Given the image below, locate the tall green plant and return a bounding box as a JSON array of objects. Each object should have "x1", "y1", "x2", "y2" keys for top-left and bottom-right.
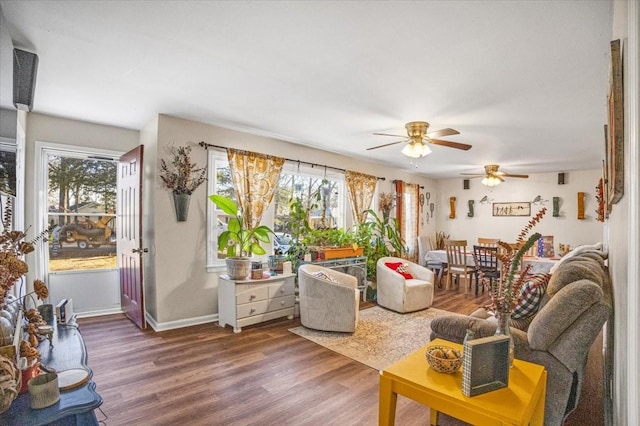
[
  {"x1": 209, "y1": 194, "x2": 274, "y2": 257},
  {"x1": 355, "y1": 209, "x2": 406, "y2": 281}
]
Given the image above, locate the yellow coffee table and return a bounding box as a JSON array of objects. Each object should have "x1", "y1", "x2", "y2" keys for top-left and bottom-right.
[{"x1": 379, "y1": 338, "x2": 546, "y2": 425}]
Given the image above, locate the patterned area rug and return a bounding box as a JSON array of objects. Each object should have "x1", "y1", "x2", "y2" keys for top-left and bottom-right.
[{"x1": 289, "y1": 306, "x2": 451, "y2": 371}]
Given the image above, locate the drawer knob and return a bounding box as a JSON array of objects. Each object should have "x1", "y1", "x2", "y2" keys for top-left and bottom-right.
[
  {"x1": 250, "y1": 294, "x2": 256, "y2": 299},
  {"x1": 250, "y1": 308, "x2": 256, "y2": 314},
  {"x1": 280, "y1": 289, "x2": 284, "y2": 293},
  {"x1": 281, "y1": 300, "x2": 285, "y2": 305}
]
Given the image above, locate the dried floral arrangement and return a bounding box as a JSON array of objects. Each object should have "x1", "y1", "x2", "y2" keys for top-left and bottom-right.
[
  {"x1": 378, "y1": 192, "x2": 395, "y2": 213},
  {"x1": 430, "y1": 231, "x2": 450, "y2": 250},
  {"x1": 478, "y1": 207, "x2": 551, "y2": 313},
  {"x1": 0, "y1": 199, "x2": 50, "y2": 413},
  {"x1": 159, "y1": 145, "x2": 207, "y2": 195},
  {"x1": 596, "y1": 178, "x2": 605, "y2": 222}
]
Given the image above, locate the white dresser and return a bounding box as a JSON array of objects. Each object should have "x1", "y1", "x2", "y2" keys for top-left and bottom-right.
[{"x1": 218, "y1": 273, "x2": 295, "y2": 333}]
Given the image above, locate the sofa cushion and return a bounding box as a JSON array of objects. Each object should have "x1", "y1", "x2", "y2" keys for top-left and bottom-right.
[
  {"x1": 547, "y1": 258, "x2": 605, "y2": 296},
  {"x1": 385, "y1": 261, "x2": 413, "y2": 279}
]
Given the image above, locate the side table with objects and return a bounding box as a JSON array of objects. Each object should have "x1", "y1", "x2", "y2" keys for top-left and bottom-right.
[
  {"x1": 379, "y1": 338, "x2": 546, "y2": 426},
  {"x1": 0, "y1": 316, "x2": 103, "y2": 425}
]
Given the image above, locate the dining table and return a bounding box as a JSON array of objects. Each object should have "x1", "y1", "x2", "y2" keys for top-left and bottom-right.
[{"x1": 426, "y1": 250, "x2": 560, "y2": 276}]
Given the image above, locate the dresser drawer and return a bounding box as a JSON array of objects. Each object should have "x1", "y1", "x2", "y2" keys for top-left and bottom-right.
[
  {"x1": 236, "y1": 285, "x2": 269, "y2": 304},
  {"x1": 268, "y1": 279, "x2": 295, "y2": 298},
  {"x1": 266, "y1": 295, "x2": 295, "y2": 312},
  {"x1": 237, "y1": 299, "x2": 269, "y2": 319}
]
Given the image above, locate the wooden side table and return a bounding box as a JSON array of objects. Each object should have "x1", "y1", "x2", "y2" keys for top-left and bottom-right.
[{"x1": 379, "y1": 338, "x2": 546, "y2": 426}]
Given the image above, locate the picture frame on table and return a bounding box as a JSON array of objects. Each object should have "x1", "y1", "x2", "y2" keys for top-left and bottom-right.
[
  {"x1": 606, "y1": 39, "x2": 624, "y2": 206},
  {"x1": 492, "y1": 202, "x2": 531, "y2": 217}
]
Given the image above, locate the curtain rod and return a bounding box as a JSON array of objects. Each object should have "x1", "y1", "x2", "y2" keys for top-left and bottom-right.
[
  {"x1": 392, "y1": 179, "x2": 425, "y2": 190},
  {"x1": 198, "y1": 141, "x2": 385, "y2": 181}
]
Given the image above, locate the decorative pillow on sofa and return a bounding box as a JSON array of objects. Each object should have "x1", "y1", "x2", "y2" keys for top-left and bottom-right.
[
  {"x1": 312, "y1": 271, "x2": 338, "y2": 282},
  {"x1": 512, "y1": 276, "x2": 548, "y2": 320},
  {"x1": 384, "y1": 262, "x2": 414, "y2": 279}
]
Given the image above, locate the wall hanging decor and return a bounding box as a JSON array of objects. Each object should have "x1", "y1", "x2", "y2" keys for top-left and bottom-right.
[
  {"x1": 577, "y1": 192, "x2": 586, "y2": 220},
  {"x1": 159, "y1": 145, "x2": 207, "y2": 222},
  {"x1": 553, "y1": 197, "x2": 560, "y2": 217},
  {"x1": 596, "y1": 179, "x2": 605, "y2": 222},
  {"x1": 467, "y1": 200, "x2": 474, "y2": 217},
  {"x1": 449, "y1": 197, "x2": 456, "y2": 219},
  {"x1": 492, "y1": 202, "x2": 531, "y2": 217},
  {"x1": 606, "y1": 39, "x2": 624, "y2": 206}
]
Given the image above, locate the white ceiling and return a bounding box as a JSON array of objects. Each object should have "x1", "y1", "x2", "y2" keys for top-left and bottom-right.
[{"x1": 0, "y1": 1, "x2": 613, "y2": 179}]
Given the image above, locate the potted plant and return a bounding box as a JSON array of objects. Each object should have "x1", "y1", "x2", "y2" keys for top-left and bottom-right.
[
  {"x1": 159, "y1": 145, "x2": 207, "y2": 222},
  {"x1": 209, "y1": 194, "x2": 274, "y2": 279}
]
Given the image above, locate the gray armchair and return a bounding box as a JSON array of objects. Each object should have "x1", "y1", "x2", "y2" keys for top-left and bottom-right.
[
  {"x1": 430, "y1": 249, "x2": 612, "y2": 425},
  {"x1": 298, "y1": 264, "x2": 359, "y2": 332},
  {"x1": 376, "y1": 256, "x2": 435, "y2": 313}
]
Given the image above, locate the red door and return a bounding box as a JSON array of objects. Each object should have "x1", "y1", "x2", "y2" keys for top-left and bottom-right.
[{"x1": 118, "y1": 146, "x2": 146, "y2": 329}]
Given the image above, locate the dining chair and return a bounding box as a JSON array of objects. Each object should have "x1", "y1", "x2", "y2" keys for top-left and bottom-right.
[
  {"x1": 418, "y1": 236, "x2": 445, "y2": 287},
  {"x1": 444, "y1": 240, "x2": 474, "y2": 292},
  {"x1": 477, "y1": 237, "x2": 500, "y2": 247},
  {"x1": 472, "y1": 245, "x2": 500, "y2": 295}
]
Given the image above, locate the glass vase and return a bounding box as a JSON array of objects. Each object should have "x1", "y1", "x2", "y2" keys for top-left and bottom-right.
[{"x1": 494, "y1": 311, "x2": 515, "y2": 368}]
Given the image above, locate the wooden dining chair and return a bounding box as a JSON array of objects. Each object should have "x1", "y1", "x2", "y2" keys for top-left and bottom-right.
[
  {"x1": 444, "y1": 240, "x2": 474, "y2": 292},
  {"x1": 472, "y1": 245, "x2": 500, "y2": 295},
  {"x1": 477, "y1": 237, "x2": 500, "y2": 247}
]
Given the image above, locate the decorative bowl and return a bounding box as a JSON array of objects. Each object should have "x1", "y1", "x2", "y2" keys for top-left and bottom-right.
[{"x1": 425, "y1": 345, "x2": 463, "y2": 374}]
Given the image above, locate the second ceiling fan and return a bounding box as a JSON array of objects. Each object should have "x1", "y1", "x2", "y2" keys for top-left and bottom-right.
[
  {"x1": 368, "y1": 121, "x2": 472, "y2": 158},
  {"x1": 461, "y1": 164, "x2": 529, "y2": 187}
]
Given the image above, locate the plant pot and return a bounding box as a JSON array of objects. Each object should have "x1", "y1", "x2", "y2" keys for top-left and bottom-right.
[
  {"x1": 173, "y1": 193, "x2": 191, "y2": 222},
  {"x1": 225, "y1": 257, "x2": 251, "y2": 280}
]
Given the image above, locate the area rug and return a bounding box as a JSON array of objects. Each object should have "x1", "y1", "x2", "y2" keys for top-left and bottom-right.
[{"x1": 289, "y1": 306, "x2": 451, "y2": 371}]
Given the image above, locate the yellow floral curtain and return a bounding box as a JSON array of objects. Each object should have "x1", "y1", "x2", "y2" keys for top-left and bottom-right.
[
  {"x1": 227, "y1": 149, "x2": 285, "y2": 228},
  {"x1": 345, "y1": 170, "x2": 377, "y2": 224},
  {"x1": 395, "y1": 180, "x2": 420, "y2": 263}
]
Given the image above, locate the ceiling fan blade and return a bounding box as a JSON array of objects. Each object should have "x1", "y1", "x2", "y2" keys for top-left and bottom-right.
[
  {"x1": 501, "y1": 173, "x2": 529, "y2": 178},
  {"x1": 366, "y1": 140, "x2": 406, "y2": 151},
  {"x1": 426, "y1": 128, "x2": 460, "y2": 138},
  {"x1": 429, "y1": 139, "x2": 473, "y2": 151},
  {"x1": 373, "y1": 132, "x2": 406, "y2": 138},
  {"x1": 460, "y1": 173, "x2": 484, "y2": 177}
]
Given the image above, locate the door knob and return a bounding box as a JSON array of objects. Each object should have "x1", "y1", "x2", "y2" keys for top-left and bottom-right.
[{"x1": 132, "y1": 248, "x2": 149, "y2": 254}]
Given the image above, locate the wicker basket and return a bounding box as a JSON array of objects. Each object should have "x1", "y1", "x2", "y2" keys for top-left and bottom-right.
[
  {"x1": 425, "y1": 345, "x2": 462, "y2": 374},
  {"x1": 0, "y1": 354, "x2": 21, "y2": 414}
]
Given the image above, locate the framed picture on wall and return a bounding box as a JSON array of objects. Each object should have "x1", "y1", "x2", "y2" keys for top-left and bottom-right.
[
  {"x1": 607, "y1": 39, "x2": 624, "y2": 206},
  {"x1": 492, "y1": 202, "x2": 531, "y2": 217}
]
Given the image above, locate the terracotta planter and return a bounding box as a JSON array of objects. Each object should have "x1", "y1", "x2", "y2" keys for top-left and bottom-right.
[{"x1": 316, "y1": 246, "x2": 364, "y2": 261}]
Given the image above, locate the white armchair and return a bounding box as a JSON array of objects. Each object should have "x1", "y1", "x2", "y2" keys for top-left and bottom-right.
[
  {"x1": 376, "y1": 256, "x2": 435, "y2": 313},
  {"x1": 298, "y1": 264, "x2": 360, "y2": 332}
]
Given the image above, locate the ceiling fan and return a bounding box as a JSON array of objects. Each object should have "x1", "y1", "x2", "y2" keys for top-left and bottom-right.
[
  {"x1": 368, "y1": 121, "x2": 472, "y2": 158},
  {"x1": 461, "y1": 164, "x2": 529, "y2": 187}
]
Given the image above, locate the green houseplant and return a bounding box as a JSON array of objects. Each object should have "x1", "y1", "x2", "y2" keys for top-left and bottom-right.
[{"x1": 209, "y1": 194, "x2": 274, "y2": 279}]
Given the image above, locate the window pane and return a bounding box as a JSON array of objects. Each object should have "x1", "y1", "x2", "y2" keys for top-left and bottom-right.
[{"x1": 47, "y1": 155, "x2": 117, "y2": 271}]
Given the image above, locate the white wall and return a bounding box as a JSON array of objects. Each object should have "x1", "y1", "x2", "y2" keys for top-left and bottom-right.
[
  {"x1": 435, "y1": 169, "x2": 603, "y2": 252},
  {"x1": 608, "y1": 1, "x2": 639, "y2": 424}
]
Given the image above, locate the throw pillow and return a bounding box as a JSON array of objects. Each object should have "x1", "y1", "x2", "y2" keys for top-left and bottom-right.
[
  {"x1": 385, "y1": 262, "x2": 414, "y2": 279},
  {"x1": 512, "y1": 277, "x2": 548, "y2": 320},
  {"x1": 312, "y1": 271, "x2": 338, "y2": 282}
]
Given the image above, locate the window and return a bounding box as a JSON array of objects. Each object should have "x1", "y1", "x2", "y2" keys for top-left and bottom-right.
[
  {"x1": 45, "y1": 151, "x2": 118, "y2": 272},
  {"x1": 206, "y1": 151, "x2": 233, "y2": 269},
  {"x1": 207, "y1": 152, "x2": 347, "y2": 269},
  {"x1": 273, "y1": 164, "x2": 345, "y2": 234}
]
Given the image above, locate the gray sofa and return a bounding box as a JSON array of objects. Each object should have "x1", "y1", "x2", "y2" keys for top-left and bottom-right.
[{"x1": 430, "y1": 247, "x2": 612, "y2": 426}]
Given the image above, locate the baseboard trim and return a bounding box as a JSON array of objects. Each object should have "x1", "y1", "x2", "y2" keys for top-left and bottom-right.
[{"x1": 145, "y1": 312, "x2": 219, "y2": 332}]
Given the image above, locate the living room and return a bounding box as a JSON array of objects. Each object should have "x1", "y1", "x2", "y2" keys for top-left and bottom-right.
[{"x1": 0, "y1": 1, "x2": 638, "y2": 425}]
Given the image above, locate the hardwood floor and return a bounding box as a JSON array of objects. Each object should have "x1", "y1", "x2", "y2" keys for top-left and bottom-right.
[{"x1": 78, "y1": 284, "x2": 603, "y2": 425}]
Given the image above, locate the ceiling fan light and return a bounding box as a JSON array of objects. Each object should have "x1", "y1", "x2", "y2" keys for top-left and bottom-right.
[
  {"x1": 481, "y1": 175, "x2": 502, "y2": 187},
  {"x1": 401, "y1": 142, "x2": 432, "y2": 158}
]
